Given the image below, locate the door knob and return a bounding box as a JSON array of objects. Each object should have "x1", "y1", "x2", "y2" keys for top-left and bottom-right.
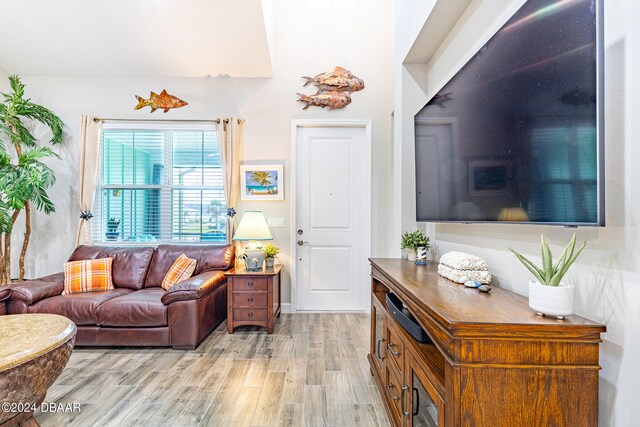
[{"x1": 297, "y1": 240, "x2": 309, "y2": 246}]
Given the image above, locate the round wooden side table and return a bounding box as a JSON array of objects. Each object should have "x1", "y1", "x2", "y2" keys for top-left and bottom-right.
[{"x1": 0, "y1": 314, "x2": 76, "y2": 427}]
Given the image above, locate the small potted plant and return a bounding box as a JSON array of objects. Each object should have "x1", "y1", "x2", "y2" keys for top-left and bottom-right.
[
  {"x1": 401, "y1": 230, "x2": 430, "y2": 262},
  {"x1": 264, "y1": 243, "x2": 280, "y2": 269},
  {"x1": 509, "y1": 234, "x2": 586, "y2": 319},
  {"x1": 105, "y1": 218, "x2": 120, "y2": 241}
]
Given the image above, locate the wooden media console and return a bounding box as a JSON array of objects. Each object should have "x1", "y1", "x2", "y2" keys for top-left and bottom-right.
[{"x1": 368, "y1": 258, "x2": 605, "y2": 427}]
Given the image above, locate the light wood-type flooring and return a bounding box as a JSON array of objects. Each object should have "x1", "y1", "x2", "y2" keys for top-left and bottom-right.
[{"x1": 36, "y1": 313, "x2": 390, "y2": 427}]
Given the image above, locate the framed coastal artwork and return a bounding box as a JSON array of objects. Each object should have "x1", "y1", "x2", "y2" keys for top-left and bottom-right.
[{"x1": 240, "y1": 164, "x2": 284, "y2": 201}]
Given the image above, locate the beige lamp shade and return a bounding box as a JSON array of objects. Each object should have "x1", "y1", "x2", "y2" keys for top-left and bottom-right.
[{"x1": 233, "y1": 211, "x2": 273, "y2": 241}]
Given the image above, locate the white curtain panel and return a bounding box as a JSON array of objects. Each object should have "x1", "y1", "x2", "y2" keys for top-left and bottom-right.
[
  {"x1": 216, "y1": 118, "x2": 243, "y2": 244},
  {"x1": 75, "y1": 115, "x2": 102, "y2": 246}
]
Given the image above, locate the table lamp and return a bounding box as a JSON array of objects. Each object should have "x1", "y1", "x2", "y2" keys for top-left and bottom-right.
[{"x1": 233, "y1": 211, "x2": 273, "y2": 271}]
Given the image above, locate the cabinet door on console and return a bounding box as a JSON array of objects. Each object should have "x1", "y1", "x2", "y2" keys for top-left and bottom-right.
[
  {"x1": 405, "y1": 354, "x2": 444, "y2": 427},
  {"x1": 386, "y1": 324, "x2": 405, "y2": 374},
  {"x1": 385, "y1": 363, "x2": 404, "y2": 424},
  {"x1": 371, "y1": 298, "x2": 386, "y2": 377}
]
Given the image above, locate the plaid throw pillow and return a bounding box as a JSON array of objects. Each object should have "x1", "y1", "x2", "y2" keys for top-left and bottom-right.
[
  {"x1": 63, "y1": 258, "x2": 114, "y2": 295},
  {"x1": 161, "y1": 254, "x2": 197, "y2": 290}
]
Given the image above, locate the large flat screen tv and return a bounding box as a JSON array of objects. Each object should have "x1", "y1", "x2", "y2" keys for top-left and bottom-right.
[{"x1": 414, "y1": 0, "x2": 604, "y2": 226}]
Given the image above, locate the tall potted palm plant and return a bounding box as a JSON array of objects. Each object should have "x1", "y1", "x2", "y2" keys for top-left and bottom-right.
[{"x1": 0, "y1": 75, "x2": 64, "y2": 284}]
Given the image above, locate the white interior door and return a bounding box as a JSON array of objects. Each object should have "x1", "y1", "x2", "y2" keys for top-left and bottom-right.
[
  {"x1": 415, "y1": 120, "x2": 454, "y2": 218},
  {"x1": 295, "y1": 125, "x2": 368, "y2": 311}
]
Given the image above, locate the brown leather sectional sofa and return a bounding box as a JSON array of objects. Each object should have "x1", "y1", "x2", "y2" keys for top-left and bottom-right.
[
  {"x1": 6, "y1": 244, "x2": 235, "y2": 349},
  {"x1": 0, "y1": 286, "x2": 9, "y2": 315}
]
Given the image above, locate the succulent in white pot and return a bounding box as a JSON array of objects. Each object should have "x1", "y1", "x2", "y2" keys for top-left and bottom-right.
[{"x1": 508, "y1": 234, "x2": 586, "y2": 319}]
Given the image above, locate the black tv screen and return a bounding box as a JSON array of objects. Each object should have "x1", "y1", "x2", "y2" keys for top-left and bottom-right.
[{"x1": 414, "y1": 0, "x2": 604, "y2": 226}]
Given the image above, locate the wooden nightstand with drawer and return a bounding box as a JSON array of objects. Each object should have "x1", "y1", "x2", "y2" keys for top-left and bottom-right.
[{"x1": 226, "y1": 265, "x2": 282, "y2": 334}]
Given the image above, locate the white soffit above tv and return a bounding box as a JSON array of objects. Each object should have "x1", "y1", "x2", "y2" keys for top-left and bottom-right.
[
  {"x1": 404, "y1": 0, "x2": 473, "y2": 64},
  {"x1": 0, "y1": 0, "x2": 274, "y2": 78}
]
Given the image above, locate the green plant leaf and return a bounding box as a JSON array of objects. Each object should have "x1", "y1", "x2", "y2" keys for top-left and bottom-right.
[
  {"x1": 516, "y1": 252, "x2": 545, "y2": 277},
  {"x1": 8, "y1": 75, "x2": 25, "y2": 100},
  {"x1": 19, "y1": 146, "x2": 58, "y2": 164},
  {"x1": 30, "y1": 187, "x2": 55, "y2": 214},
  {"x1": 553, "y1": 239, "x2": 571, "y2": 272},
  {"x1": 559, "y1": 240, "x2": 586, "y2": 279},
  {"x1": 548, "y1": 235, "x2": 586, "y2": 285},
  {"x1": 508, "y1": 247, "x2": 545, "y2": 284},
  {"x1": 567, "y1": 240, "x2": 587, "y2": 264},
  {"x1": 0, "y1": 199, "x2": 13, "y2": 233},
  {"x1": 0, "y1": 75, "x2": 64, "y2": 226},
  {"x1": 17, "y1": 103, "x2": 64, "y2": 144},
  {"x1": 264, "y1": 243, "x2": 280, "y2": 258},
  {"x1": 541, "y1": 235, "x2": 553, "y2": 283},
  {"x1": 549, "y1": 259, "x2": 565, "y2": 286},
  {"x1": 565, "y1": 234, "x2": 576, "y2": 261},
  {"x1": 401, "y1": 230, "x2": 429, "y2": 250}
]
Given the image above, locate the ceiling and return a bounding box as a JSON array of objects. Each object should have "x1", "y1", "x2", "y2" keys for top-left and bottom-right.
[{"x1": 0, "y1": 0, "x2": 274, "y2": 78}]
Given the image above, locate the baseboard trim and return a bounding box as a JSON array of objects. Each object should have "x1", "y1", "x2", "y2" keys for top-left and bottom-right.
[
  {"x1": 280, "y1": 303, "x2": 370, "y2": 314},
  {"x1": 292, "y1": 310, "x2": 368, "y2": 314}
]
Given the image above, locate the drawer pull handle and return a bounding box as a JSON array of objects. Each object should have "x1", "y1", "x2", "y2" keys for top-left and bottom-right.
[
  {"x1": 387, "y1": 342, "x2": 400, "y2": 356},
  {"x1": 248, "y1": 282, "x2": 254, "y2": 287},
  {"x1": 248, "y1": 296, "x2": 254, "y2": 302},
  {"x1": 387, "y1": 384, "x2": 399, "y2": 401},
  {"x1": 376, "y1": 339, "x2": 384, "y2": 360},
  {"x1": 248, "y1": 312, "x2": 254, "y2": 318},
  {"x1": 401, "y1": 385, "x2": 409, "y2": 417}
]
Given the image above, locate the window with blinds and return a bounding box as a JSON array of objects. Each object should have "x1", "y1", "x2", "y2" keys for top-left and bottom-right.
[
  {"x1": 92, "y1": 125, "x2": 227, "y2": 245},
  {"x1": 528, "y1": 125, "x2": 598, "y2": 223}
]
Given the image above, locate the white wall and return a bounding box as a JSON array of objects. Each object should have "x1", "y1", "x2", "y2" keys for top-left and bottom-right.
[
  {"x1": 394, "y1": 0, "x2": 640, "y2": 425},
  {"x1": 394, "y1": 0, "x2": 436, "y2": 61},
  {"x1": 391, "y1": 1, "x2": 435, "y2": 251},
  {"x1": 3, "y1": 0, "x2": 394, "y2": 306},
  {"x1": 0, "y1": 67, "x2": 8, "y2": 92}
]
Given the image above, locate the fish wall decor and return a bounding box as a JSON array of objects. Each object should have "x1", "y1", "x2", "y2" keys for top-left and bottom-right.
[
  {"x1": 297, "y1": 66, "x2": 364, "y2": 110},
  {"x1": 297, "y1": 91, "x2": 352, "y2": 110},
  {"x1": 134, "y1": 89, "x2": 188, "y2": 113}
]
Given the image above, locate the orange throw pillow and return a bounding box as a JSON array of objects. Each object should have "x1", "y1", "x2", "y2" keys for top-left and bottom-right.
[
  {"x1": 161, "y1": 254, "x2": 197, "y2": 290},
  {"x1": 63, "y1": 258, "x2": 114, "y2": 295}
]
